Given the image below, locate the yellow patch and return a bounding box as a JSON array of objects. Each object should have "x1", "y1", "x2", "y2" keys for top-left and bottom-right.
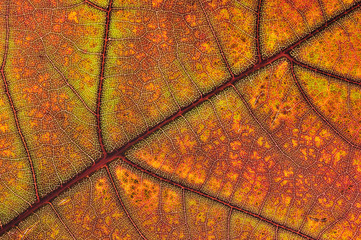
[{"x1": 68, "y1": 11, "x2": 79, "y2": 23}]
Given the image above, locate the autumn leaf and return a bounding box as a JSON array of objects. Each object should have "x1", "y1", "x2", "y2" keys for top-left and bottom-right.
[{"x1": 0, "y1": 0, "x2": 361, "y2": 239}]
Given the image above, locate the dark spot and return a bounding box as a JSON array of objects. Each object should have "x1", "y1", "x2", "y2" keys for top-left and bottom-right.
[{"x1": 122, "y1": 177, "x2": 128, "y2": 183}]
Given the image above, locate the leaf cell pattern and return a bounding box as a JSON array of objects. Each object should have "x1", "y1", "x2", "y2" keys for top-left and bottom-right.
[{"x1": 0, "y1": 0, "x2": 361, "y2": 239}]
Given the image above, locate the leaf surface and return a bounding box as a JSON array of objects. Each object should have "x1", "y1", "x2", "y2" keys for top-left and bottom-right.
[{"x1": 1, "y1": 0, "x2": 361, "y2": 239}]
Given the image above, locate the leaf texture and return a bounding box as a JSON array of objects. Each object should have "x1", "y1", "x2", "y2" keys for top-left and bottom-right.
[{"x1": 1, "y1": 0, "x2": 361, "y2": 239}]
